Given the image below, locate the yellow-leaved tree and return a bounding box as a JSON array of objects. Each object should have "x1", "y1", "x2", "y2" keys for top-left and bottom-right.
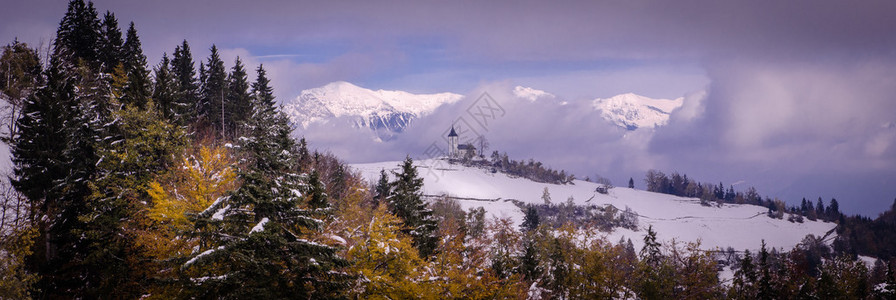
[
  {"x1": 140, "y1": 143, "x2": 238, "y2": 298},
  {"x1": 147, "y1": 144, "x2": 237, "y2": 231}
]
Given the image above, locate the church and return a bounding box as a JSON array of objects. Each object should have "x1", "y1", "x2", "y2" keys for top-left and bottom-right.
[{"x1": 447, "y1": 126, "x2": 476, "y2": 158}]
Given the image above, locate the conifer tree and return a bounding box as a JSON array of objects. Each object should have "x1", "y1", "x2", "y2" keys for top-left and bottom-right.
[
  {"x1": 224, "y1": 57, "x2": 250, "y2": 138},
  {"x1": 757, "y1": 240, "x2": 773, "y2": 300},
  {"x1": 628, "y1": 177, "x2": 635, "y2": 189},
  {"x1": 171, "y1": 40, "x2": 199, "y2": 126},
  {"x1": 389, "y1": 156, "x2": 439, "y2": 257},
  {"x1": 732, "y1": 249, "x2": 758, "y2": 299},
  {"x1": 54, "y1": 0, "x2": 101, "y2": 67},
  {"x1": 120, "y1": 22, "x2": 150, "y2": 108},
  {"x1": 200, "y1": 45, "x2": 226, "y2": 135},
  {"x1": 181, "y1": 64, "x2": 349, "y2": 298},
  {"x1": 10, "y1": 56, "x2": 76, "y2": 296},
  {"x1": 374, "y1": 169, "x2": 390, "y2": 207},
  {"x1": 153, "y1": 53, "x2": 176, "y2": 120},
  {"x1": 521, "y1": 205, "x2": 539, "y2": 232},
  {"x1": 97, "y1": 11, "x2": 123, "y2": 74}
]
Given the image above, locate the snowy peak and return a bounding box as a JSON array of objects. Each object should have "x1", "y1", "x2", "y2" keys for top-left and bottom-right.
[
  {"x1": 281, "y1": 82, "x2": 463, "y2": 136},
  {"x1": 513, "y1": 86, "x2": 555, "y2": 102},
  {"x1": 592, "y1": 93, "x2": 684, "y2": 130}
]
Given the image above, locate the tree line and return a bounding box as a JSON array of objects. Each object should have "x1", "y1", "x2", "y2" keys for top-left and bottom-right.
[
  {"x1": 644, "y1": 169, "x2": 843, "y2": 222},
  {"x1": 644, "y1": 169, "x2": 896, "y2": 265}
]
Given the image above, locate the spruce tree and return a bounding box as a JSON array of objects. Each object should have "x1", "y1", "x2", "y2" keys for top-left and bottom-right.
[
  {"x1": 171, "y1": 40, "x2": 199, "y2": 126},
  {"x1": 11, "y1": 56, "x2": 75, "y2": 295},
  {"x1": 224, "y1": 57, "x2": 250, "y2": 138},
  {"x1": 389, "y1": 156, "x2": 439, "y2": 257},
  {"x1": 374, "y1": 169, "x2": 390, "y2": 207},
  {"x1": 521, "y1": 205, "x2": 539, "y2": 232},
  {"x1": 120, "y1": 22, "x2": 150, "y2": 108},
  {"x1": 97, "y1": 11, "x2": 123, "y2": 74},
  {"x1": 181, "y1": 64, "x2": 349, "y2": 298},
  {"x1": 628, "y1": 177, "x2": 635, "y2": 189},
  {"x1": 757, "y1": 240, "x2": 773, "y2": 300},
  {"x1": 200, "y1": 45, "x2": 226, "y2": 135},
  {"x1": 54, "y1": 0, "x2": 101, "y2": 67},
  {"x1": 153, "y1": 53, "x2": 176, "y2": 120}
]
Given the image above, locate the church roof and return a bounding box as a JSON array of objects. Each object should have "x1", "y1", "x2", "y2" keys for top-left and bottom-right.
[{"x1": 448, "y1": 126, "x2": 458, "y2": 137}]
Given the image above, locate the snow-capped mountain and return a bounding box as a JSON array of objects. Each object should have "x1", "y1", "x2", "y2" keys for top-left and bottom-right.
[
  {"x1": 352, "y1": 159, "x2": 836, "y2": 252},
  {"x1": 281, "y1": 81, "x2": 463, "y2": 137},
  {"x1": 513, "y1": 85, "x2": 555, "y2": 102},
  {"x1": 592, "y1": 93, "x2": 684, "y2": 130}
]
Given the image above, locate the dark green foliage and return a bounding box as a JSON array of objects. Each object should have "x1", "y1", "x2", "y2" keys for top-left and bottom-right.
[
  {"x1": 374, "y1": 169, "x2": 390, "y2": 207},
  {"x1": 484, "y1": 152, "x2": 574, "y2": 184},
  {"x1": 634, "y1": 225, "x2": 675, "y2": 299},
  {"x1": 251, "y1": 64, "x2": 275, "y2": 108},
  {"x1": 628, "y1": 177, "x2": 634, "y2": 189},
  {"x1": 521, "y1": 205, "x2": 539, "y2": 232},
  {"x1": 97, "y1": 11, "x2": 123, "y2": 74},
  {"x1": 153, "y1": 53, "x2": 177, "y2": 120},
  {"x1": 10, "y1": 56, "x2": 80, "y2": 297},
  {"x1": 181, "y1": 62, "x2": 350, "y2": 298},
  {"x1": 389, "y1": 156, "x2": 439, "y2": 257},
  {"x1": 120, "y1": 22, "x2": 150, "y2": 108},
  {"x1": 306, "y1": 170, "x2": 328, "y2": 209},
  {"x1": 55, "y1": 0, "x2": 101, "y2": 66},
  {"x1": 224, "y1": 57, "x2": 251, "y2": 138},
  {"x1": 200, "y1": 45, "x2": 226, "y2": 135},
  {"x1": 833, "y1": 200, "x2": 896, "y2": 260},
  {"x1": 757, "y1": 241, "x2": 773, "y2": 300},
  {"x1": 171, "y1": 40, "x2": 199, "y2": 126}
]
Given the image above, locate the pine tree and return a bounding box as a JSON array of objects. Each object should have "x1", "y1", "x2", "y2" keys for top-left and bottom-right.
[
  {"x1": 10, "y1": 56, "x2": 76, "y2": 297},
  {"x1": 171, "y1": 40, "x2": 199, "y2": 126},
  {"x1": 732, "y1": 249, "x2": 758, "y2": 299},
  {"x1": 521, "y1": 205, "x2": 539, "y2": 232},
  {"x1": 181, "y1": 63, "x2": 350, "y2": 298},
  {"x1": 224, "y1": 57, "x2": 250, "y2": 138},
  {"x1": 827, "y1": 198, "x2": 840, "y2": 222},
  {"x1": 153, "y1": 53, "x2": 177, "y2": 120},
  {"x1": 200, "y1": 45, "x2": 226, "y2": 136},
  {"x1": 97, "y1": 11, "x2": 123, "y2": 74},
  {"x1": 306, "y1": 170, "x2": 328, "y2": 209},
  {"x1": 628, "y1": 177, "x2": 634, "y2": 189},
  {"x1": 389, "y1": 156, "x2": 439, "y2": 257},
  {"x1": 374, "y1": 169, "x2": 390, "y2": 207},
  {"x1": 757, "y1": 240, "x2": 773, "y2": 300},
  {"x1": 251, "y1": 64, "x2": 274, "y2": 109},
  {"x1": 120, "y1": 22, "x2": 150, "y2": 108},
  {"x1": 54, "y1": 0, "x2": 101, "y2": 67}
]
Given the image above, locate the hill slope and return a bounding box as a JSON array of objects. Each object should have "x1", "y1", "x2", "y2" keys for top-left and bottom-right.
[{"x1": 352, "y1": 159, "x2": 836, "y2": 252}]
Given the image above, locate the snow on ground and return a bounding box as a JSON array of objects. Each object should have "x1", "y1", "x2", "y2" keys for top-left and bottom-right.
[{"x1": 352, "y1": 159, "x2": 836, "y2": 252}]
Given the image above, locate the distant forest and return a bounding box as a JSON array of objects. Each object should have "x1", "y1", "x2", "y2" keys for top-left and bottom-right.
[{"x1": 643, "y1": 169, "x2": 896, "y2": 260}]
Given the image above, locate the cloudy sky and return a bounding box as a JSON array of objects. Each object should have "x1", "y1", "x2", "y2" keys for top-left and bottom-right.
[{"x1": 2, "y1": 0, "x2": 895, "y2": 215}]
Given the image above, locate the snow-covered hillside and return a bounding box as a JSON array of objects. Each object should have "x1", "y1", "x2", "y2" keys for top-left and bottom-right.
[
  {"x1": 352, "y1": 159, "x2": 836, "y2": 252},
  {"x1": 281, "y1": 81, "x2": 463, "y2": 136},
  {"x1": 592, "y1": 93, "x2": 684, "y2": 130}
]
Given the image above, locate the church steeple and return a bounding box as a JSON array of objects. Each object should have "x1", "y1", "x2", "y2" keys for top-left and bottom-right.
[{"x1": 447, "y1": 126, "x2": 459, "y2": 157}]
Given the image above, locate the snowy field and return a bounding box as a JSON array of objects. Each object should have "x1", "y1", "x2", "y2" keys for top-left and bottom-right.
[{"x1": 352, "y1": 159, "x2": 837, "y2": 252}]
